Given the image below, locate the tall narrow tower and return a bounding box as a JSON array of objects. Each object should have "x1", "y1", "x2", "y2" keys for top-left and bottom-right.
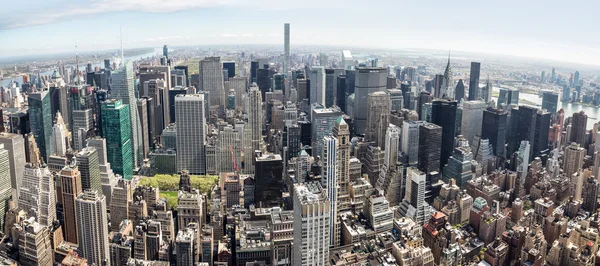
[
  {"x1": 76, "y1": 190, "x2": 110, "y2": 266},
  {"x1": 284, "y1": 23, "x2": 290, "y2": 74}
]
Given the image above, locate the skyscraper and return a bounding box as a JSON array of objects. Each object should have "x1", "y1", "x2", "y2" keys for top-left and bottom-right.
[
  {"x1": 284, "y1": 23, "x2": 290, "y2": 74},
  {"x1": 322, "y1": 136, "x2": 338, "y2": 246},
  {"x1": 311, "y1": 106, "x2": 342, "y2": 156},
  {"x1": 366, "y1": 91, "x2": 391, "y2": 148},
  {"x1": 461, "y1": 100, "x2": 486, "y2": 145},
  {"x1": 293, "y1": 182, "x2": 330, "y2": 265},
  {"x1": 52, "y1": 112, "x2": 68, "y2": 156},
  {"x1": 246, "y1": 84, "x2": 263, "y2": 171},
  {"x1": 570, "y1": 111, "x2": 588, "y2": 147},
  {"x1": 468, "y1": 62, "x2": 481, "y2": 101},
  {"x1": 443, "y1": 54, "x2": 453, "y2": 99},
  {"x1": 254, "y1": 152, "x2": 283, "y2": 207},
  {"x1": 309, "y1": 66, "x2": 326, "y2": 106},
  {"x1": 333, "y1": 117, "x2": 351, "y2": 212},
  {"x1": 76, "y1": 190, "x2": 110, "y2": 266},
  {"x1": 563, "y1": 143, "x2": 585, "y2": 179},
  {"x1": 481, "y1": 108, "x2": 507, "y2": 158},
  {"x1": 175, "y1": 94, "x2": 207, "y2": 175},
  {"x1": 76, "y1": 147, "x2": 102, "y2": 195},
  {"x1": 418, "y1": 123, "x2": 442, "y2": 174},
  {"x1": 402, "y1": 120, "x2": 424, "y2": 166},
  {"x1": 0, "y1": 132, "x2": 25, "y2": 203},
  {"x1": 101, "y1": 100, "x2": 133, "y2": 180},
  {"x1": 29, "y1": 90, "x2": 53, "y2": 161},
  {"x1": 137, "y1": 99, "x2": 150, "y2": 158},
  {"x1": 353, "y1": 67, "x2": 387, "y2": 135},
  {"x1": 507, "y1": 106, "x2": 549, "y2": 161},
  {"x1": 443, "y1": 146, "x2": 473, "y2": 189},
  {"x1": 455, "y1": 79, "x2": 465, "y2": 102},
  {"x1": 199, "y1": 57, "x2": 225, "y2": 107},
  {"x1": 397, "y1": 167, "x2": 432, "y2": 225},
  {"x1": 60, "y1": 166, "x2": 82, "y2": 244},
  {"x1": 431, "y1": 100, "x2": 458, "y2": 169},
  {"x1": 541, "y1": 91, "x2": 559, "y2": 114},
  {"x1": 0, "y1": 144, "x2": 11, "y2": 229}
]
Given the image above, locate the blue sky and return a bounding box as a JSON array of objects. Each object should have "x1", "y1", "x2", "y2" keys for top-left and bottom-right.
[{"x1": 1, "y1": 0, "x2": 599, "y2": 65}]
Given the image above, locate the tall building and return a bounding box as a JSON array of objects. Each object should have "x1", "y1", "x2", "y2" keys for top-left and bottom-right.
[
  {"x1": 28, "y1": 90, "x2": 53, "y2": 160},
  {"x1": 247, "y1": 84, "x2": 263, "y2": 159},
  {"x1": 397, "y1": 167, "x2": 432, "y2": 225},
  {"x1": 366, "y1": 91, "x2": 391, "y2": 148},
  {"x1": 431, "y1": 100, "x2": 458, "y2": 169},
  {"x1": 353, "y1": 67, "x2": 387, "y2": 135},
  {"x1": 199, "y1": 57, "x2": 225, "y2": 107},
  {"x1": 461, "y1": 100, "x2": 486, "y2": 145},
  {"x1": 309, "y1": 66, "x2": 326, "y2": 106},
  {"x1": 402, "y1": 120, "x2": 424, "y2": 166},
  {"x1": 52, "y1": 112, "x2": 68, "y2": 156},
  {"x1": 570, "y1": 111, "x2": 588, "y2": 147},
  {"x1": 582, "y1": 177, "x2": 599, "y2": 212},
  {"x1": 111, "y1": 61, "x2": 143, "y2": 169},
  {"x1": 0, "y1": 144, "x2": 11, "y2": 229},
  {"x1": 0, "y1": 133, "x2": 25, "y2": 203},
  {"x1": 293, "y1": 182, "x2": 330, "y2": 265},
  {"x1": 284, "y1": 23, "x2": 290, "y2": 74},
  {"x1": 254, "y1": 152, "x2": 283, "y2": 207},
  {"x1": 15, "y1": 218, "x2": 54, "y2": 266},
  {"x1": 564, "y1": 143, "x2": 585, "y2": 179},
  {"x1": 322, "y1": 136, "x2": 338, "y2": 247},
  {"x1": 175, "y1": 228, "x2": 196, "y2": 266},
  {"x1": 101, "y1": 100, "x2": 133, "y2": 179},
  {"x1": 333, "y1": 117, "x2": 351, "y2": 212},
  {"x1": 455, "y1": 79, "x2": 465, "y2": 102},
  {"x1": 418, "y1": 123, "x2": 442, "y2": 174},
  {"x1": 137, "y1": 99, "x2": 150, "y2": 158},
  {"x1": 443, "y1": 146, "x2": 473, "y2": 189},
  {"x1": 443, "y1": 55, "x2": 453, "y2": 99},
  {"x1": 76, "y1": 147, "x2": 101, "y2": 195},
  {"x1": 311, "y1": 106, "x2": 342, "y2": 156},
  {"x1": 542, "y1": 91, "x2": 559, "y2": 114},
  {"x1": 60, "y1": 166, "x2": 82, "y2": 244},
  {"x1": 20, "y1": 163, "x2": 56, "y2": 227},
  {"x1": 177, "y1": 191, "x2": 204, "y2": 230},
  {"x1": 76, "y1": 190, "x2": 110, "y2": 266},
  {"x1": 481, "y1": 108, "x2": 507, "y2": 158},
  {"x1": 175, "y1": 94, "x2": 207, "y2": 175},
  {"x1": 87, "y1": 138, "x2": 117, "y2": 206},
  {"x1": 508, "y1": 106, "x2": 550, "y2": 161},
  {"x1": 468, "y1": 62, "x2": 481, "y2": 101}
]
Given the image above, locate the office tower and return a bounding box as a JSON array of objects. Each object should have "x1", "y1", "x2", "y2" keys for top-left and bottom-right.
[
  {"x1": 256, "y1": 68, "x2": 273, "y2": 99},
  {"x1": 397, "y1": 167, "x2": 432, "y2": 225},
  {"x1": 468, "y1": 62, "x2": 481, "y2": 100},
  {"x1": 20, "y1": 164, "x2": 56, "y2": 226},
  {"x1": 333, "y1": 117, "x2": 351, "y2": 211},
  {"x1": 322, "y1": 136, "x2": 338, "y2": 246},
  {"x1": 515, "y1": 141, "x2": 531, "y2": 179},
  {"x1": 293, "y1": 182, "x2": 330, "y2": 265},
  {"x1": 542, "y1": 91, "x2": 559, "y2": 114},
  {"x1": 101, "y1": 100, "x2": 133, "y2": 179},
  {"x1": 229, "y1": 77, "x2": 247, "y2": 110},
  {"x1": 418, "y1": 122, "x2": 442, "y2": 173},
  {"x1": 481, "y1": 108, "x2": 507, "y2": 158},
  {"x1": 87, "y1": 138, "x2": 117, "y2": 206},
  {"x1": 341, "y1": 50, "x2": 353, "y2": 70},
  {"x1": 199, "y1": 57, "x2": 225, "y2": 107},
  {"x1": 481, "y1": 77, "x2": 492, "y2": 103},
  {"x1": 309, "y1": 66, "x2": 326, "y2": 106},
  {"x1": 60, "y1": 166, "x2": 82, "y2": 244},
  {"x1": 245, "y1": 84, "x2": 263, "y2": 170},
  {"x1": 564, "y1": 143, "x2": 585, "y2": 179},
  {"x1": 72, "y1": 109, "x2": 94, "y2": 150},
  {"x1": 402, "y1": 120, "x2": 424, "y2": 165},
  {"x1": 254, "y1": 152, "x2": 283, "y2": 207},
  {"x1": 455, "y1": 79, "x2": 465, "y2": 102},
  {"x1": 175, "y1": 228, "x2": 196, "y2": 266},
  {"x1": 15, "y1": 219, "x2": 53, "y2": 266},
  {"x1": 433, "y1": 74, "x2": 444, "y2": 98},
  {"x1": 0, "y1": 133, "x2": 25, "y2": 202},
  {"x1": 443, "y1": 55, "x2": 453, "y2": 98},
  {"x1": 582, "y1": 177, "x2": 599, "y2": 212},
  {"x1": 136, "y1": 99, "x2": 150, "y2": 158},
  {"x1": 177, "y1": 191, "x2": 204, "y2": 230},
  {"x1": 110, "y1": 179, "x2": 131, "y2": 232},
  {"x1": 29, "y1": 90, "x2": 53, "y2": 160},
  {"x1": 574, "y1": 70, "x2": 580, "y2": 86},
  {"x1": 507, "y1": 89, "x2": 520, "y2": 106},
  {"x1": 324, "y1": 69, "x2": 336, "y2": 107},
  {"x1": 111, "y1": 61, "x2": 143, "y2": 169},
  {"x1": 284, "y1": 23, "x2": 290, "y2": 74},
  {"x1": 76, "y1": 147, "x2": 101, "y2": 195},
  {"x1": 168, "y1": 86, "x2": 190, "y2": 123},
  {"x1": 461, "y1": 100, "x2": 486, "y2": 144},
  {"x1": 52, "y1": 112, "x2": 67, "y2": 156},
  {"x1": 507, "y1": 106, "x2": 549, "y2": 161},
  {"x1": 221, "y1": 61, "x2": 235, "y2": 79},
  {"x1": 311, "y1": 107, "x2": 342, "y2": 156},
  {"x1": 417, "y1": 91, "x2": 433, "y2": 120},
  {"x1": 383, "y1": 124, "x2": 400, "y2": 169},
  {"x1": 443, "y1": 146, "x2": 473, "y2": 189},
  {"x1": 571, "y1": 111, "x2": 588, "y2": 146},
  {"x1": 366, "y1": 91, "x2": 391, "y2": 148},
  {"x1": 49, "y1": 85, "x2": 70, "y2": 130},
  {"x1": 162, "y1": 44, "x2": 168, "y2": 58},
  {"x1": 216, "y1": 126, "x2": 241, "y2": 173},
  {"x1": 354, "y1": 67, "x2": 387, "y2": 135},
  {"x1": 76, "y1": 190, "x2": 110, "y2": 266},
  {"x1": 0, "y1": 144, "x2": 10, "y2": 229},
  {"x1": 431, "y1": 100, "x2": 458, "y2": 169},
  {"x1": 175, "y1": 94, "x2": 207, "y2": 174},
  {"x1": 563, "y1": 85, "x2": 571, "y2": 101}
]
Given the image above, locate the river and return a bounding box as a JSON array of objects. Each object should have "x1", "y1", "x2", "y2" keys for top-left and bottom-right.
[{"x1": 1, "y1": 47, "x2": 161, "y2": 87}]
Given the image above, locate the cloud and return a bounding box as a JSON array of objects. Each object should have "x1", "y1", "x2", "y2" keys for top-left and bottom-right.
[{"x1": 221, "y1": 33, "x2": 237, "y2": 38}]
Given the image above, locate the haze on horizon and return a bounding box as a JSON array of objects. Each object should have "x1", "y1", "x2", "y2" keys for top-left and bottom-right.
[{"x1": 1, "y1": 0, "x2": 599, "y2": 66}]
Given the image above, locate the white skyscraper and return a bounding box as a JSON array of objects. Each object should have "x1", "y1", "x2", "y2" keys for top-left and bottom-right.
[
  {"x1": 76, "y1": 190, "x2": 110, "y2": 266},
  {"x1": 322, "y1": 136, "x2": 338, "y2": 246},
  {"x1": 401, "y1": 120, "x2": 423, "y2": 166},
  {"x1": 52, "y1": 112, "x2": 67, "y2": 156},
  {"x1": 199, "y1": 57, "x2": 225, "y2": 107},
  {"x1": 19, "y1": 164, "x2": 56, "y2": 227},
  {"x1": 245, "y1": 84, "x2": 263, "y2": 172},
  {"x1": 0, "y1": 144, "x2": 11, "y2": 229},
  {"x1": 176, "y1": 94, "x2": 207, "y2": 175},
  {"x1": 111, "y1": 61, "x2": 143, "y2": 168},
  {"x1": 309, "y1": 66, "x2": 325, "y2": 106},
  {"x1": 384, "y1": 124, "x2": 400, "y2": 169},
  {"x1": 397, "y1": 167, "x2": 431, "y2": 225},
  {"x1": 516, "y1": 141, "x2": 531, "y2": 178},
  {"x1": 284, "y1": 23, "x2": 290, "y2": 74},
  {"x1": 0, "y1": 133, "x2": 25, "y2": 203},
  {"x1": 461, "y1": 100, "x2": 486, "y2": 144},
  {"x1": 293, "y1": 182, "x2": 330, "y2": 266}
]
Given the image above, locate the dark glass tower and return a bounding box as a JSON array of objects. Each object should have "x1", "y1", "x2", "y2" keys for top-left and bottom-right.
[
  {"x1": 254, "y1": 152, "x2": 283, "y2": 207},
  {"x1": 28, "y1": 91, "x2": 53, "y2": 161},
  {"x1": 468, "y1": 62, "x2": 481, "y2": 100},
  {"x1": 336, "y1": 75, "x2": 347, "y2": 112},
  {"x1": 455, "y1": 79, "x2": 465, "y2": 101},
  {"x1": 481, "y1": 108, "x2": 508, "y2": 158},
  {"x1": 418, "y1": 122, "x2": 442, "y2": 173},
  {"x1": 571, "y1": 111, "x2": 587, "y2": 146},
  {"x1": 222, "y1": 61, "x2": 236, "y2": 78},
  {"x1": 507, "y1": 106, "x2": 550, "y2": 161},
  {"x1": 541, "y1": 91, "x2": 558, "y2": 114},
  {"x1": 101, "y1": 100, "x2": 133, "y2": 180},
  {"x1": 431, "y1": 100, "x2": 458, "y2": 170}
]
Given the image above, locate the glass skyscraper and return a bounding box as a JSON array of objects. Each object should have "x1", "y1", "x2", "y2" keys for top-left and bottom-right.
[
  {"x1": 29, "y1": 91, "x2": 53, "y2": 161},
  {"x1": 101, "y1": 100, "x2": 133, "y2": 180}
]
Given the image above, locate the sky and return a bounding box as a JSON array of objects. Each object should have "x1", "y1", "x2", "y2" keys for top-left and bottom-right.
[{"x1": 1, "y1": 0, "x2": 600, "y2": 66}]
